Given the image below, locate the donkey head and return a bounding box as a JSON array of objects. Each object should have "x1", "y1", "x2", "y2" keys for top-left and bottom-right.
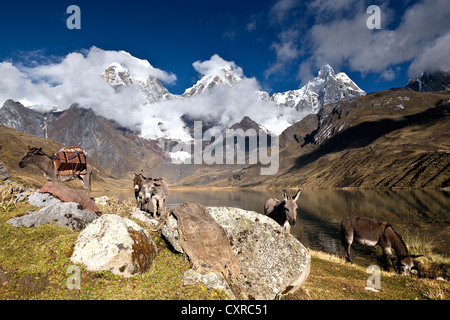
[
  {"x1": 281, "y1": 189, "x2": 301, "y2": 228},
  {"x1": 142, "y1": 178, "x2": 162, "y2": 201},
  {"x1": 396, "y1": 255, "x2": 422, "y2": 275},
  {"x1": 18, "y1": 146, "x2": 44, "y2": 168},
  {"x1": 133, "y1": 172, "x2": 145, "y2": 193}
]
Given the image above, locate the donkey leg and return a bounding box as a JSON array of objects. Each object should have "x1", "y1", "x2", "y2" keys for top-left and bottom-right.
[
  {"x1": 151, "y1": 197, "x2": 158, "y2": 218},
  {"x1": 344, "y1": 242, "x2": 353, "y2": 263},
  {"x1": 78, "y1": 172, "x2": 91, "y2": 197},
  {"x1": 341, "y1": 231, "x2": 353, "y2": 263},
  {"x1": 382, "y1": 247, "x2": 394, "y2": 271}
]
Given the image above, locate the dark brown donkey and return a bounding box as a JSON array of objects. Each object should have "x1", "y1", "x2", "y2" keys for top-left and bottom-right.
[
  {"x1": 133, "y1": 172, "x2": 145, "y2": 209},
  {"x1": 341, "y1": 215, "x2": 422, "y2": 274},
  {"x1": 264, "y1": 189, "x2": 301, "y2": 233},
  {"x1": 19, "y1": 146, "x2": 92, "y2": 195}
]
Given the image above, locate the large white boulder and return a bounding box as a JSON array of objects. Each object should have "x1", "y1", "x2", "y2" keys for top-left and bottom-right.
[
  {"x1": 161, "y1": 205, "x2": 311, "y2": 300},
  {"x1": 70, "y1": 214, "x2": 158, "y2": 277}
]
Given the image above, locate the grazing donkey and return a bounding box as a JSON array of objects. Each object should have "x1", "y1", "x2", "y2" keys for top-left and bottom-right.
[
  {"x1": 341, "y1": 215, "x2": 422, "y2": 274},
  {"x1": 19, "y1": 146, "x2": 92, "y2": 195},
  {"x1": 264, "y1": 189, "x2": 301, "y2": 233},
  {"x1": 142, "y1": 177, "x2": 169, "y2": 218}
]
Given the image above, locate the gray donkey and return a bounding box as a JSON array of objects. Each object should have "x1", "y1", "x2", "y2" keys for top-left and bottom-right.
[
  {"x1": 264, "y1": 189, "x2": 301, "y2": 233},
  {"x1": 142, "y1": 177, "x2": 169, "y2": 218}
]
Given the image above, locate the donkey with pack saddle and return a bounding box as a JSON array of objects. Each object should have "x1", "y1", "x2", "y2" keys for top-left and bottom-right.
[
  {"x1": 133, "y1": 172, "x2": 169, "y2": 218},
  {"x1": 19, "y1": 146, "x2": 92, "y2": 195},
  {"x1": 341, "y1": 215, "x2": 422, "y2": 274},
  {"x1": 264, "y1": 189, "x2": 301, "y2": 233}
]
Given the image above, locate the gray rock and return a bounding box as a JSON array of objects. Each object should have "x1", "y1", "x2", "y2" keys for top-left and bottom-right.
[
  {"x1": 28, "y1": 191, "x2": 61, "y2": 207},
  {"x1": 14, "y1": 191, "x2": 32, "y2": 202},
  {"x1": 183, "y1": 269, "x2": 236, "y2": 300},
  {"x1": 0, "y1": 161, "x2": 11, "y2": 181},
  {"x1": 70, "y1": 214, "x2": 158, "y2": 277},
  {"x1": 129, "y1": 207, "x2": 159, "y2": 228},
  {"x1": 7, "y1": 201, "x2": 99, "y2": 231},
  {"x1": 161, "y1": 214, "x2": 183, "y2": 253},
  {"x1": 162, "y1": 206, "x2": 311, "y2": 300}
]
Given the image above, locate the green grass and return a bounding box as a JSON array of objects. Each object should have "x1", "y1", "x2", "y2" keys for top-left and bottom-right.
[
  {"x1": 0, "y1": 199, "x2": 228, "y2": 300},
  {"x1": 283, "y1": 250, "x2": 449, "y2": 300},
  {"x1": 1, "y1": 195, "x2": 448, "y2": 300}
]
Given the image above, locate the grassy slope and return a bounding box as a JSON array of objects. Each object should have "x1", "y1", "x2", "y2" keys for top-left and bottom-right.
[
  {"x1": 273, "y1": 91, "x2": 450, "y2": 189},
  {"x1": 284, "y1": 251, "x2": 449, "y2": 300},
  {"x1": 0, "y1": 199, "x2": 227, "y2": 300},
  {"x1": 0, "y1": 198, "x2": 448, "y2": 300}
]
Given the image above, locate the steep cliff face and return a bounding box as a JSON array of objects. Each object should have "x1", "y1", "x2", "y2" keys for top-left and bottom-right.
[{"x1": 405, "y1": 70, "x2": 450, "y2": 92}]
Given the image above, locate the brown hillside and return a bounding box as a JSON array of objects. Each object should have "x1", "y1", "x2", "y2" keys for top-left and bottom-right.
[{"x1": 203, "y1": 90, "x2": 450, "y2": 189}]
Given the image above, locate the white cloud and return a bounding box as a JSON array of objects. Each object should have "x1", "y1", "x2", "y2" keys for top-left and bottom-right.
[
  {"x1": 408, "y1": 31, "x2": 450, "y2": 76},
  {"x1": 192, "y1": 54, "x2": 243, "y2": 78},
  {"x1": 0, "y1": 50, "x2": 305, "y2": 142},
  {"x1": 0, "y1": 47, "x2": 177, "y2": 130},
  {"x1": 270, "y1": 0, "x2": 300, "y2": 24},
  {"x1": 265, "y1": 29, "x2": 302, "y2": 78},
  {"x1": 290, "y1": 0, "x2": 450, "y2": 83}
]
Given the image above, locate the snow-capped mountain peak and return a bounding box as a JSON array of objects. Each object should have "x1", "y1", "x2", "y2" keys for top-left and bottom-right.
[
  {"x1": 317, "y1": 63, "x2": 334, "y2": 79},
  {"x1": 182, "y1": 67, "x2": 243, "y2": 97},
  {"x1": 101, "y1": 62, "x2": 173, "y2": 104},
  {"x1": 101, "y1": 62, "x2": 135, "y2": 87},
  {"x1": 271, "y1": 64, "x2": 366, "y2": 113}
]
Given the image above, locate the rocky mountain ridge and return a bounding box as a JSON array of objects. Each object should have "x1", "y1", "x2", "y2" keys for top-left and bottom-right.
[
  {"x1": 0, "y1": 100, "x2": 165, "y2": 179},
  {"x1": 270, "y1": 64, "x2": 366, "y2": 113}
]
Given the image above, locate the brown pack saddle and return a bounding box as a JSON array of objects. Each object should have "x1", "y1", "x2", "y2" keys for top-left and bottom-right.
[{"x1": 52, "y1": 146, "x2": 87, "y2": 177}]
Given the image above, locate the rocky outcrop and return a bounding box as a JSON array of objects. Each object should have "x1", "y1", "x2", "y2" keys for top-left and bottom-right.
[
  {"x1": 167, "y1": 203, "x2": 240, "y2": 279},
  {"x1": 0, "y1": 161, "x2": 11, "y2": 181},
  {"x1": 405, "y1": 70, "x2": 450, "y2": 92},
  {"x1": 159, "y1": 205, "x2": 311, "y2": 300},
  {"x1": 39, "y1": 182, "x2": 100, "y2": 213},
  {"x1": 7, "y1": 191, "x2": 99, "y2": 231},
  {"x1": 7, "y1": 201, "x2": 99, "y2": 231},
  {"x1": 0, "y1": 145, "x2": 11, "y2": 181},
  {"x1": 70, "y1": 214, "x2": 158, "y2": 277}
]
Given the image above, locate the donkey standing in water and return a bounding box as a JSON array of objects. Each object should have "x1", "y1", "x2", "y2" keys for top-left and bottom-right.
[
  {"x1": 264, "y1": 189, "x2": 301, "y2": 233},
  {"x1": 341, "y1": 215, "x2": 422, "y2": 274},
  {"x1": 19, "y1": 146, "x2": 92, "y2": 195}
]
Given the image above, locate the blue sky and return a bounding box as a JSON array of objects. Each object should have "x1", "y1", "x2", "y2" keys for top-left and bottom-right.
[{"x1": 0, "y1": 0, "x2": 449, "y2": 96}]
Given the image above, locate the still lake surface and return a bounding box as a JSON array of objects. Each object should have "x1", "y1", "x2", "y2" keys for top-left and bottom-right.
[{"x1": 97, "y1": 188, "x2": 450, "y2": 265}]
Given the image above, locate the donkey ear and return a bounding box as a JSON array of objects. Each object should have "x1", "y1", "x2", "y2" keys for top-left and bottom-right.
[
  {"x1": 293, "y1": 189, "x2": 301, "y2": 201},
  {"x1": 154, "y1": 182, "x2": 162, "y2": 187},
  {"x1": 282, "y1": 190, "x2": 288, "y2": 200},
  {"x1": 28, "y1": 145, "x2": 32, "y2": 150}
]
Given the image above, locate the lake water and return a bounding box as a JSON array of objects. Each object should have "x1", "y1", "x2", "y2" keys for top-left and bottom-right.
[{"x1": 96, "y1": 188, "x2": 450, "y2": 265}]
